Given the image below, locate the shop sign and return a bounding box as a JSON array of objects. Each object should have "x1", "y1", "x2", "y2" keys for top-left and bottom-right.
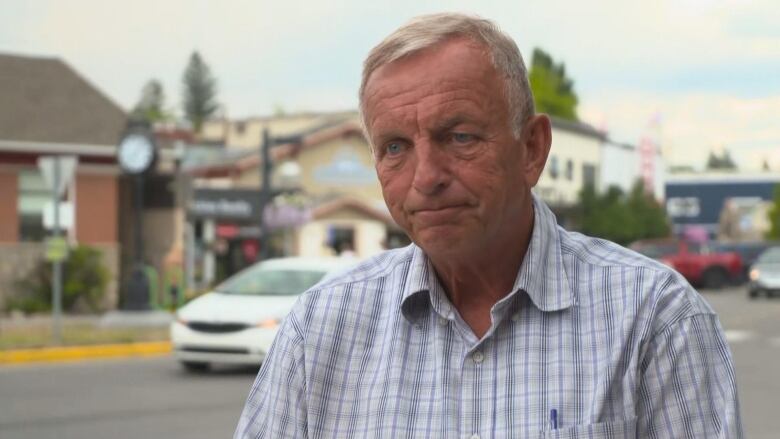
[{"x1": 189, "y1": 189, "x2": 268, "y2": 220}]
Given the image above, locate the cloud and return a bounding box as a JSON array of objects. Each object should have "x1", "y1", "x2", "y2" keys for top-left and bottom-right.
[
  {"x1": 580, "y1": 91, "x2": 780, "y2": 168},
  {"x1": 1, "y1": 0, "x2": 778, "y2": 168}
]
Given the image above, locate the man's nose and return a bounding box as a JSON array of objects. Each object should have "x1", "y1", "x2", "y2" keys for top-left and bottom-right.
[{"x1": 412, "y1": 140, "x2": 450, "y2": 195}]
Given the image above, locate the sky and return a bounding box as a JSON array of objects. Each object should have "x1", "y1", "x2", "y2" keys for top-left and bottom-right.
[{"x1": 1, "y1": 0, "x2": 779, "y2": 169}]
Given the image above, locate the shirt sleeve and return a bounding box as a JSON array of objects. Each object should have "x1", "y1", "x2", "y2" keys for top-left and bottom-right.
[
  {"x1": 636, "y1": 313, "x2": 743, "y2": 438},
  {"x1": 234, "y1": 317, "x2": 308, "y2": 439}
]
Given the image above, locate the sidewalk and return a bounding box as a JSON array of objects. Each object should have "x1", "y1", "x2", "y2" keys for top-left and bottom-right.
[{"x1": 0, "y1": 311, "x2": 173, "y2": 365}]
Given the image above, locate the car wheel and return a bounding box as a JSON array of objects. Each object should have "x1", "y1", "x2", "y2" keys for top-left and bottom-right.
[
  {"x1": 181, "y1": 361, "x2": 210, "y2": 372},
  {"x1": 702, "y1": 267, "x2": 728, "y2": 290}
]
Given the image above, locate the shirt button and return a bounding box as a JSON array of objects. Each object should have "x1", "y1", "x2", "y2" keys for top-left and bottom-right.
[
  {"x1": 470, "y1": 434, "x2": 480, "y2": 439},
  {"x1": 437, "y1": 317, "x2": 448, "y2": 326},
  {"x1": 472, "y1": 351, "x2": 484, "y2": 364},
  {"x1": 511, "y1": 313, "x2": 520, "y2": 322}
]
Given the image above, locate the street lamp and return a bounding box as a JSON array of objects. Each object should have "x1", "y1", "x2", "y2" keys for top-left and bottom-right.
[{"x1": 258, "y1": 128, "x2": 303, "y2": 260}]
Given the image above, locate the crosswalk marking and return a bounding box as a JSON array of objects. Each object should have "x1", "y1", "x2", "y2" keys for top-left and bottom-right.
[{"x1": 724, "y1": 330, "x2": 756, "y2": 343}]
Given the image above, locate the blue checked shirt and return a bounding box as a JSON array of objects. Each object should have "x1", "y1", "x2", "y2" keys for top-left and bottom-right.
[{"x1": 235, "y1": 196, "x2": 743, "y2": 438}]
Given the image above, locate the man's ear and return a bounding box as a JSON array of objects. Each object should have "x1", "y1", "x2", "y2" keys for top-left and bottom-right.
[{"x1": 522, "y1": 114, "x2": 552, "y2": 187}]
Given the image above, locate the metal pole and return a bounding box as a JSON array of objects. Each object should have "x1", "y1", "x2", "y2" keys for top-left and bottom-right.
[
  {"x1": 52, "y1": 156, "x2": 62, "y2": 344},
  {"x1": 259, "y1": 128, "x2": 272, "y2": 260},
  {"x1": 135, "y1": 174, "x2": 144, "y2": 265}
]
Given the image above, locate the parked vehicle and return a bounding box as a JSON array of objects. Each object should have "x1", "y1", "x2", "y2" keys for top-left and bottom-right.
[
  {"x1": 712, "y1": 241, "x2": 780, "y2": 282},
  {"x1": 170, "y1": 257, "x2": 357, "y2": 372},
  {"x1": 748, "y1": 246, "x2": 780, "y2": 298},
  {"x1": 630, "y1": 239, "x2": 743, "y2": 289}
]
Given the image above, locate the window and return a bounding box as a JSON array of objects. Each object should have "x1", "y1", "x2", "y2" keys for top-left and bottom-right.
[
  {"x1": 549, "y1": 156, "x2": 559, "y2": 179},
  {"x1": 582, "y1": 164, "x2": 596, "y2": 188},
  {"x1": 327, "y1": 226, "x2": 355, "y2": 255},
  {"x1": 18, "y1": 171, "x2": 52, "y2": 241},
  {"x1": 565, "y1": 160, "x2": 574, "y2": 181}
]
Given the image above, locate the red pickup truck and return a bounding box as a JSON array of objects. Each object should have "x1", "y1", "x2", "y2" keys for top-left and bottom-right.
[{"x1": 630, "y1": 239, "x2": 743, "y2": 289}]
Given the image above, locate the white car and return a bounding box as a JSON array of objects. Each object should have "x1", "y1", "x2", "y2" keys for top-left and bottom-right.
[
  {"x1": 748, "y1": 246, "x2": 780, "y2": 298},
  {"x1": 171, "y1": 257, "x2": 356, "y2": 371}
]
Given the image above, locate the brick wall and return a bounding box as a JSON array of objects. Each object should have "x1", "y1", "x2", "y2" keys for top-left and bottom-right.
[
  {"x1": 0, "y1": 170, "x2": 18, "y2": 242},
  {"x1": 75, "y1": 173, "x2": 118, "y2": 243}
]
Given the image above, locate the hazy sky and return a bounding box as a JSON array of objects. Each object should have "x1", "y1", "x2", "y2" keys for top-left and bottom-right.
[{"x1": 2, "y1": 0, "x2": 778, "y2": 168}]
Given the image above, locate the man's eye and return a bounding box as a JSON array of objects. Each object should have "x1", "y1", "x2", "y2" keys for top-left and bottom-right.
[
  {"x1": 452, "y1": 133, "x2": 475, "y2": 144},
  {"x1": 386, "y1": 142, "x2": 404, "y2": 155}
]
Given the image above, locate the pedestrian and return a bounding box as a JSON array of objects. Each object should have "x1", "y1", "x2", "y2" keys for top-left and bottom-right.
[{"x1": 235, "y1": 13, "x2": 742, "y2": 438}]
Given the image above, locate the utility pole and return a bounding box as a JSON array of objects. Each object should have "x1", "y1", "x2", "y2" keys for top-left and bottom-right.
[{"x1": 257, "y1": 129, "x2": 303, "y2": 261}]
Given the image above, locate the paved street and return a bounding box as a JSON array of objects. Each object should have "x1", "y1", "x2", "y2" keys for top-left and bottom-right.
[
  {"x1": 0, "y1": 286, "x2": 777, "y2": 438},
  {"x1": 0, "y1": 357, "x2": 257, "y2": 439},
  {"x1": 700, "y1": 286, "x2": 780, "y2": 439}
]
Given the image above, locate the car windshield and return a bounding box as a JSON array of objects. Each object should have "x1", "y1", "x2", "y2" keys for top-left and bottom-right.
[
  {"x1": 215, "y1": 267, "x2": 328, "y2": 296},
  {"x1": 757, "y1": 248, "x2": 780, "y2": 264}
]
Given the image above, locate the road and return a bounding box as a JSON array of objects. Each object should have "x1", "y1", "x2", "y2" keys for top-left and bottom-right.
[
  {"x1": 0, "y1": 286, "x2": 777, "y2": 438},
  {"x1": 0, "y1": 357, "x2": 256, "y2": 439},
  {"x1": 702, "y1": 287, "x2": 780, "y2": 439}
]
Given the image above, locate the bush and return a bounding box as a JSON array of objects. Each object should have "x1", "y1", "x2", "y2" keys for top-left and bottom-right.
[
  {"x1": 576, "y1": 180, "x2": 671, "y2": 246},
  {"x1": 8, "y1": 245, "x2": 111, "y2": 314}
]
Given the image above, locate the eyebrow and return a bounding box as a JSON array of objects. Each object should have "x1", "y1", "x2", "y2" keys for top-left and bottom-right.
[
  {"x1": 431, "y1": 114, "x2": 485, "y2": 134},
  {"x1": 372, "y1": 130, "x2": 408, "y2": 147}
]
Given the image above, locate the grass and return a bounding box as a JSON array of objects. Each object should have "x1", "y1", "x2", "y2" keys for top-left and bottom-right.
[{"x1": 0, "y1": 322, "x2": 169, "y2": 350}]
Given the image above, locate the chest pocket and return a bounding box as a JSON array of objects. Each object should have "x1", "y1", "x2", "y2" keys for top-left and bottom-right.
[{"x1": 542, "y1": 417, "x2": 636, "y2": 439}]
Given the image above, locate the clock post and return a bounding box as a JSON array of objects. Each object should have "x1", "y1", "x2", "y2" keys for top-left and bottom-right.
[{"x1": 117, "y1": 122, "x2": 157, "y2": 311}]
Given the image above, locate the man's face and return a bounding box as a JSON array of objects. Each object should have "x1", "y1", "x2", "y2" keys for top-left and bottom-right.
[{"x1": 363, "y1": 38, "x2": 538, "y2": 257}]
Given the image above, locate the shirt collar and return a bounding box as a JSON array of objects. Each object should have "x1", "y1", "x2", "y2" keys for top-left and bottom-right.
[
  {"x1": 513, "y1": 194, "x2": 576, "y2": 312},
  {"x1": 400, "y1": 194, "x2": 576, "y2": 324}
]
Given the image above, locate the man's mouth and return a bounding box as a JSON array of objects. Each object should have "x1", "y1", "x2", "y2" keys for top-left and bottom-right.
[{"x1": 411, "y1": 204, "x2": 470, "y2": 222}]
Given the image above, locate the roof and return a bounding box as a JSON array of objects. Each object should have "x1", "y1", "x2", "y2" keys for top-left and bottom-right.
[
  {"x1": 550, "y1": 116, "x2": 607, "y2": 141},
  {"x1": 187, "y1": 120, "x2": 366, "y2": 177},
  {"x1": 0, "y1": 53, "x2": 126, "y2": 146}
]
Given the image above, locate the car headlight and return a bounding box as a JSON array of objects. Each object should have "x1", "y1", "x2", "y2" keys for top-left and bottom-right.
[
  {"x1": 749, "y1": 269, "x2": 760, "y2": 281},
  {"x1": 256, "y1": 318, "x2": 280, "y2": 329}
]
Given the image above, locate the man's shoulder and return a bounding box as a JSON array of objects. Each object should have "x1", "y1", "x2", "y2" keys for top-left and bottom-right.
[
  {"x1": 285, "y1": 246, "x2": 416, "y2": 332},
  {"x1": 558, "y1": 227, "x2": 669, "y2": 273},
  {"x1": 558, "y1": 228, "x2": 716, "y2": 331},
  {"x1": 313, "y1": 245, "x2": 416, "y2": 292}
]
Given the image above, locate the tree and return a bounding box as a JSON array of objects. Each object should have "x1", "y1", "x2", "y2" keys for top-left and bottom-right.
[
  {"x1": 767, "y1": 184, "x2": 780, "y2": 240},
  {"x1": 131, "y1": 79, "x2": 169, "y2": 123},
  {"x1": 577, "y1": 180, "x2": 670, "y2": 246},
  {"x1": 706, "y1": 149, "x2": 737, "y2": 170},
  {"x1": 528, "y1": 48, "x2": 579, "y2": 121},
  {"x1": 625, "y1": 180, "x2": 671, "y2": 240},
  {"x1": 182, "y1": 51, "x2": 218, "y2": 133}
]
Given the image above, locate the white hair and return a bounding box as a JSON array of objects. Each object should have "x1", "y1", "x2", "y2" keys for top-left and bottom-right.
[{"x1": 359, "y1": 13, "x2": 535, "y2": 148}]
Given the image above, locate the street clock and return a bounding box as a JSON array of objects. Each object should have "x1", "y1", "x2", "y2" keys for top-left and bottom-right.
[{"x1": 118, "y1": 132, "x2": 156, "y2": 174}]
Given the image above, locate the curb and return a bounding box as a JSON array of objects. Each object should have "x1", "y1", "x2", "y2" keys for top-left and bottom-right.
[{"x1": 0, "y1": 341, "x2": 172, "y2": 365}]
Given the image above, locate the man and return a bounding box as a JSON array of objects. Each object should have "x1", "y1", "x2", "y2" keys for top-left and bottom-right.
[{"x1": 235, "y1": 13, "x2": 742, "y2": 438}]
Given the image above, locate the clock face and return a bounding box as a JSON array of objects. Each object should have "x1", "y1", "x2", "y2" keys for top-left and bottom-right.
[{"x1": 118, "y1": 134, "x2": 154, "y2": 173}]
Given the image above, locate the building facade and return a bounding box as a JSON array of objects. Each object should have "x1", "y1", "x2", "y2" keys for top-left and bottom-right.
[
  {"x1": 0, "y1": 53, "x2": 126, "y2": 310},
  {"x1": 665, "y1": 172, "x2": 780, "y2": 241}
]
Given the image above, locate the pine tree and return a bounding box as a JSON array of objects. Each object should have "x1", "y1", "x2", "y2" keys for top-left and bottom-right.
[{"x1": 182, "y1": 51, "x2": 218, "y2": 133}]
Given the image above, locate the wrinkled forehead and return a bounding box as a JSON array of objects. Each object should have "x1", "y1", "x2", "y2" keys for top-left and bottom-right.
[
  {"x1": 363, "y1": 36, "x2": 492, "y2": 96},
  {"x1": 362, "y1": 38, "x2": 503, "y2": 125}
]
